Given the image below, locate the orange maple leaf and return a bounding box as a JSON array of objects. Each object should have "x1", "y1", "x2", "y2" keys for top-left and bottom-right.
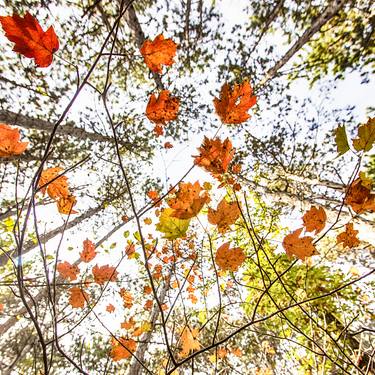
[
  {"x1": 213, "y1": 81, "x2": 257, "y2": 124},
  {"x1": 345, "y1": 174, "x2": 375, "y2": 214},
  {"x1": 38, "y1": 167, "x2": 69, "y2": 199},
  {"x1": 92, "y1": 264, "x2": 118, "y2": 285},
  {"x1": 121, "y1": 317, "x2": 135, "y2": 330},
  {"x1": 153, "y1": 124, "x2": 164, "y2": 136},
  {"x1": 0, "y1": 123, "x2": 28, "y2": 157},
  {"x1": 164, "y1": 141, "x2": 173, "y2": 149},
  {"x1": 57, "y1": 261, "x2": 79, "y2": 281},
  {"x1": 167, "y1": 181, "x2": 210, "y2": 219},
  {"x1": 208, "y1": 198, "x2": 240, "y2": 233},
  {"x1": 68, "y1": 286, "x2": 89, "y2": 309},
  {"x1": 106, "y1": 304, "x2": 116, "y2": 313},
  {"x1": 302, "y1": 206, "x2": 327, "y2": 234},
  {"x1": 194, "y1": 137, "x2": 235, "y2": 176},
  {"x1": 140, "y1": 34, "x2": 177, "y2": 73},
  {"x1": 282, "y1": 228, "x2": 317, "y2": 260},
  {"x1": 80, "y1": 239, "x2": 97, "y2": 263},
  {"x1": 57, "y1": 195, "x2": 77, "y2": 215},
  {"x1": 110, "y1": 337, "x2": 137, "y2": 361},
  {"x1": 146, "y1": 90, "x2": 180, "y2": 125},
  {"x1": 0, "y1": 12, "x2": 59, "y2": 67},
  {"x1": 215, "y1": 242, "x2": 246, "y2": 272},
  {"x1": 119, "y1": 288, "x2": 133, "y2": 309},
  {"x1": 336, "y1": 223, "x2": 360, "y2": 249},
  {"x1": 179, "y1": 326, "x2": 201, "y2": 358}
]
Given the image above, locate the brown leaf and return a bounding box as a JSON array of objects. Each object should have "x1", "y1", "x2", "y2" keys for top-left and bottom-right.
[
  {"x1": 92, "y1": 264, "x2": 118, "y2": 285},
  {"x1": 208, "y1": 198, "x2": 240, "y2": 233},
  {"x1": 57, "y1": 261, "x2": 79, "y2": 281},
  {"x1": 302, "y1": 206, "x2": 327, "y2": 234},
  {"x1": 68, "y1": 287, "x2": 89, "y2": 309},
  {"x1": 336, "y1": 223, "x2": 360, "y2": 249},
  {"x1": 215, "y1": 242, "x2": 246, "y2": 272},
  {"x1": 282, "y1": 228, "x2": 317, "y2": 260}
]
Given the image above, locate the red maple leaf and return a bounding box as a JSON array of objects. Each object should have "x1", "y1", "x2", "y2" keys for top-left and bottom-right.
[{"x1": 0, "y1": 12, "x2": 59, "y2": 67}]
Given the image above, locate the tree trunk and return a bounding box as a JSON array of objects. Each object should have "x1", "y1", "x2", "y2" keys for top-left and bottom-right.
[{"x1": 259, "y1": 0, "x2": 346, "y2": 86}]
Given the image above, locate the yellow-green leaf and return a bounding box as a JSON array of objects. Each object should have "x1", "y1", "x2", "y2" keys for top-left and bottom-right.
[
  {"x1": 156, "y1": 208, "x2": 190, "y2": 240},
  {"x1": 334, "y1": 125, "x2": 350, "y2": 156},
  {"x1": 353, "y1": 118, "x2": 375, "y2": 152}
]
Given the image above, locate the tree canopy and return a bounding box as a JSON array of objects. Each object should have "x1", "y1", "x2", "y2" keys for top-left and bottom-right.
[{"x1": 0, "y1": 0, "x2": 374, "y2": 374}]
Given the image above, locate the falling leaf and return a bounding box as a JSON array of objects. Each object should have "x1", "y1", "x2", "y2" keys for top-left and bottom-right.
[
  {"x1": 125, "y1": 243, "x2": 136, "y2": 258},
  {"x1": 119, "y1": 288, "x2": 133, "y2": 308},
  {"x1": 92, "y1": 264, "x2": 118, "y2": 285},
  {"x1": 164, "y1": 141, "x2": 173, "y2": 149},
  {"x1": 334, "y1": 125, "x2": 350, "y2": 156},
  {"x1": 140, "y1": 33, "x2": 177, "y2": 73},
  {"x1": 179, "y1": 326, "x2": 201, "y2": 358},
  {"x1": 282, "y1": 228, "x2": 317, "y2": 260},
  {"x1": 110, "y1": 337, "x2": 137, "y2": 361},
  {"x1": 207, "y1": 198, "x2": 240, "y2": 233},
  {"x1": 353, "y1": 118, "x2": 375, "y2": 152},
  {"x1": 213, "y1": 81, "x2": 257, "y2": 124},
  {"x1": 38, "y1": 167, "x2": 69, "y2": 199},
  {"x1": 167, "y1": 181, "x2": 210, "y2": 219},
  {"x1": 336, "y1": 223, "x2": 360, "y2": 249},
  {"x1": 57, "y1": 261, "x2": 79, "y2": 281},
  {"x1": 146, "y1": 90, "x2": 180, "y2": 125},
  {"x1": 156, "y1": 208, "x2": 191, "y2": 240},
  {"x1": 0, "y1": 123, "x2": 28, "y2": 157},
  {"x1": 144, "y1": 285, "x2": 152, "y2": 294},
  {"x1": 145, "y1": 299, "x2": 153, "y2": 310},
  {"x1": 106, "y1": 304, "x2": 115, "y2": 313},
  {"x1": 215, "y1": 242, "x2": 246, "y2": 272},
  {"x1": 57, "y1": 195, "x2": 77, "y2": 215},
  {"x1": 153, "y1": 124, "x2": 164, "y2": 136},
  {"x1": 80, "y1": 239, "x2": 97, "y2": 263},
  {"x1": 345, "y1": 173, "x2": 375, "y2": 213},
  {"x1": 302, "y1": 206, "x2": 327, "y2": 234},
  {"x1": 121, "y1": 317, "x2": 135, "y2": 330},
  {"x1": 193, "y1": 137, "x2": 235, "y2": 176},
  {"x1": 68, "y1": 287, "x2": 89, "y2": 309},
  {"x1": 0, "y1": 12, "x2": 59, "y2": 67}
]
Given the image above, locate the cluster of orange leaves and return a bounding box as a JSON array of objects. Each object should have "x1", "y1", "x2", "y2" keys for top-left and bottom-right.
[
  {"x1": 38, "y1": 167, "x2": 77, "y2": 214},
  {"x1": 0, "y1": 123, "x2": 28, "y2": 157},
  {"x1": 283, "y1": 205, "x2": 327, "y2": 260}
]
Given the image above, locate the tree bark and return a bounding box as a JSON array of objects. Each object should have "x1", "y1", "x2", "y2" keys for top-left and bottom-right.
[
  {"x1": 0, "y1": 109, "x2": 132, "y2": 148},
  {"x1": 259, "y1": 0, "x2": 346, "y2": 86},
  {"x1": 128, "y1": 270, "x2": 171, "y2": 375},
  {"x1": 0, "y1": 204, "x2": 104, "y2": 267}
]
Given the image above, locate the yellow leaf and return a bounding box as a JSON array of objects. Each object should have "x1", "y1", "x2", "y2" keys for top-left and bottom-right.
[{"x1": 156, "y1": 208, "x2": 190, "y2": 240}]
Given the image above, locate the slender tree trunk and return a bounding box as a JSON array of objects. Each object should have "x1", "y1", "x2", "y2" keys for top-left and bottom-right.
[
  {"x1": 0, "y1": 204, "x2": 104, "y2": 267},
  {"x1": 128, "y1": 269, "x2": 171, "y2": 375},
  {"x1": 0, "y1": 109, "x2": 132, "y2": 148},
  {"x1": 259, "y1": 0, "x2": 346, "y2": 86}
]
